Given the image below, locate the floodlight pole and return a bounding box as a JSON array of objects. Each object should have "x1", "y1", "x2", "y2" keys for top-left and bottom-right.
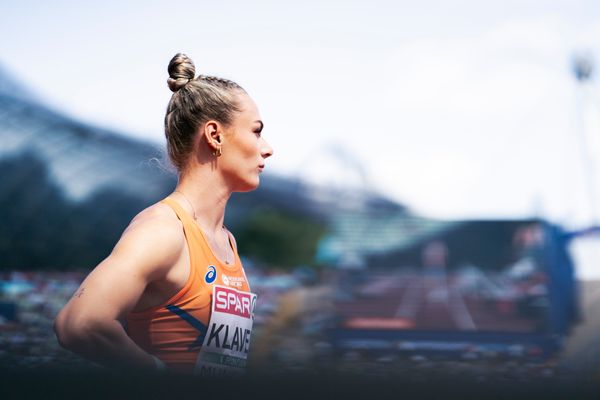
[{"x1": 572, "y1": 54, "x2": 599, "y2": 226}]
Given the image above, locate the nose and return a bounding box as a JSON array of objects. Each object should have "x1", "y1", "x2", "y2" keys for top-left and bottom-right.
[{"x1": 261, "y1": 138, "x2": 273, "y2": 159}]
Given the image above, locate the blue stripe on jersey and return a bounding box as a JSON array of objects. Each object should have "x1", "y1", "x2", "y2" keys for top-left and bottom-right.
[{"x1": 166, "y1": 304, "x2": 208, "y2": 351}]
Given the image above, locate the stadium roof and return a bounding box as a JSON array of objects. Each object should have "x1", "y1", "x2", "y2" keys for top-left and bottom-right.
[{"x1": 0, "y1": 71, "x2": 174, "y2": 202}]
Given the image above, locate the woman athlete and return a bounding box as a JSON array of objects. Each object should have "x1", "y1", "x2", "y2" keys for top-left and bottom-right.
[{"x1": 54, "y1": 53, "x2": 273, "y2": 374}]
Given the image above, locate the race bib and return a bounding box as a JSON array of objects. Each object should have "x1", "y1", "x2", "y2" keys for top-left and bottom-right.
[{"x1": 194, "y1": 285, "x2": 257, "y2": 376}]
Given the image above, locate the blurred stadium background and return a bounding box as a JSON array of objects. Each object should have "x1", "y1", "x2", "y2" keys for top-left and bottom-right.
[{"x1": 1, "y1": 55, "x2": 599, "y2": 389}]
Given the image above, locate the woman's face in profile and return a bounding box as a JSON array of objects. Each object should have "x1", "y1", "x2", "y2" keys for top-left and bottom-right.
[{"x1": 220, "y1": 92, "x2": 273, "y2": 192}]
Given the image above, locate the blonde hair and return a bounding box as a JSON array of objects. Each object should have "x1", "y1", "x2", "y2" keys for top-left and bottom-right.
[{"x1": 164, "y1": 53, "x2": 245, "y2": 171}]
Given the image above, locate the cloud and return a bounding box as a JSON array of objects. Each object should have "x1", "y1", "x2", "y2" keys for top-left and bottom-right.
[
  {"x1": 2, "y1": 1, "x2": 599, "y2": 225},
  {"x1": 349, "y1": 14, "x2": 600, "y2": 222}
]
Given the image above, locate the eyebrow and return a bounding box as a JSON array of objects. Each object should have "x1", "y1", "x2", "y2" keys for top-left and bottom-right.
[{"x1": 255, "y1": 120, "x2": 264, "y2": 131}]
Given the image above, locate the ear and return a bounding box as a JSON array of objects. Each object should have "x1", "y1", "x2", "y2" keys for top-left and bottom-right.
[{"x1": 201, "y1": 120, "x2": 222, "y2": 151}]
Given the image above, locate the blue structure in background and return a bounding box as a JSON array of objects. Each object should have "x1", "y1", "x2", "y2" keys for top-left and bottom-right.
[{"x1": 330, "y1": 220, "x2": 591, "y2": 358}]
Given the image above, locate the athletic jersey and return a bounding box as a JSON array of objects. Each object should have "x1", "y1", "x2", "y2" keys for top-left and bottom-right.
[{"x1": 126, "y1": 197, "x2": 251, "y2": 373}]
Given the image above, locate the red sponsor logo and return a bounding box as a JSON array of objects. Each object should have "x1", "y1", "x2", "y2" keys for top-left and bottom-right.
[{"x1": 214, "y1": 286, "x2": 253, "y2": 318}]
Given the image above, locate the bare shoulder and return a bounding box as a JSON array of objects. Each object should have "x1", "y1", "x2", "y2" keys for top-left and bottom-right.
[
  {"x1": 125, "y1": 201, "x2": 182, "y2": 235},
  {"x1": 110, "y1": 200, "x2": 185, "y2": 277}
]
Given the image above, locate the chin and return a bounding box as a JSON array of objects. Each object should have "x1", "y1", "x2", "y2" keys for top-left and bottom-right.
[{"x1": 236, "y1": 177, "x2": 260, "y2": 193}]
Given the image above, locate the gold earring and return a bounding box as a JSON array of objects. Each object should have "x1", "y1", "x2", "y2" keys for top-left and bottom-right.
[{"x1": 213, "y1": 147, "x2": 222, "y2": 157}]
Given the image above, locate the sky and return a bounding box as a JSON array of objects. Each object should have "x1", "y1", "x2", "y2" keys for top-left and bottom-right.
[{"x1": 2, "y1": 0, "x2": 600, "y2": 277}]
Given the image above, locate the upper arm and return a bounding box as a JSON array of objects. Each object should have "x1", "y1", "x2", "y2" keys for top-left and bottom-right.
[{"x1": 56, "y1": 213, "x2": 184, "y2": 329}]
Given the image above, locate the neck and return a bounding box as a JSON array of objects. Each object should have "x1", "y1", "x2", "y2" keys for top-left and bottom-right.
[{"x1": 174, "y1": 166, "x2": 231, "y2": 235}]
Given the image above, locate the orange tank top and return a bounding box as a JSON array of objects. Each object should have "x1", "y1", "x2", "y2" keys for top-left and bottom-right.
[{"x1": 126, "y1": 197, "x2": 251, "y2": 373}]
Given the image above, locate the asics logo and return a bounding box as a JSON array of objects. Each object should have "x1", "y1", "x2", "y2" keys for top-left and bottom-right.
[{"x1": 205, "y1": 265, "x2": 217, "y2": 284}]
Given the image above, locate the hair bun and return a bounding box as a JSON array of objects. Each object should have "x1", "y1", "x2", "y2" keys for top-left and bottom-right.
[{"x1": 167, "y1": 53, "x2": 196, "y2": 92}]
